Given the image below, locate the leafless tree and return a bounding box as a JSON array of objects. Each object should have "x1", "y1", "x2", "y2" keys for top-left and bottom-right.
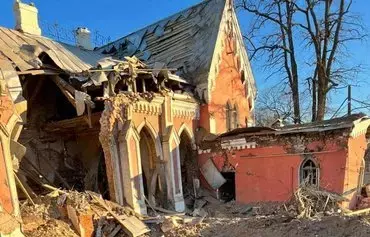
[
  {"x1": 238, "y1": 0, "x2": 366, "y2": 122},
  {"x1": 255, "y1": 85, "x2": 311, "y2": 126},
  {"x1": 240, "y1": 0, "x2": 301, "y2": 123}
]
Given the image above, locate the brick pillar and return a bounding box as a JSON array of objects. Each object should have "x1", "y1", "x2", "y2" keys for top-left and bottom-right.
[
  {"x1": 0, "y1": 71, "x2": 24, "y2": 236},
  {"x1": 117, "y1": 120, "x2": 147, "y2": 215},
  {"x1": 99, "y1": 97, "x2": 147, "y2": 215},
  {"x1": 161, "y1": 95, "x2": 185, "y2": 212}
]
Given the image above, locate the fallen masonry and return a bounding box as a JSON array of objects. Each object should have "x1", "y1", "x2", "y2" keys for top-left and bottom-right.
[
  {"x1": 2, "y1": 1, "x2": 370, "y2": 236},
  {"x1": 12, "y1": 184, "x2": 370, "y2": 237}
]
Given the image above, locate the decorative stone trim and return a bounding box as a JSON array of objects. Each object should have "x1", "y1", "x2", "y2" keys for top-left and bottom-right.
[
  {"x1": 351, "y1": 118, "x2": 370, "y2": 138},
  {"x1": 132, "y1": 97, "x2": 164, "y2": 115},
  {"x1": 198, "y1": 149, "x2": 211, "y2": 155},
  {"x1": 206, "y1": 0, "x2": 256, "y2": 104},
  {"x1": 172, "y1": 99, "x2": 199, "y2": 119},
  {"x1": 133, "y1": 101, "x2": 162, "y2": 115},
  {"x1": 221, "y1": 138, "x2": 256, "y2": 150}
]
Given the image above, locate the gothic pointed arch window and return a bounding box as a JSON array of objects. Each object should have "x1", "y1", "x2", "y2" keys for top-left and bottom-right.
[
  {"x1": 300, "y1": 157, "x2": 319, "y2": 186},
  {"x1": 226, "y1": 101, "x2": 238, "y2": 131},
  {"x1": 226, "y1": 101, "x2": 232, "y2": 132},
  {"x1": 240, "y1": 70, "x2": 245, "y2": 85},
  {"x1": 233, "y1": 104, "x2": 239, "y2": 129}
]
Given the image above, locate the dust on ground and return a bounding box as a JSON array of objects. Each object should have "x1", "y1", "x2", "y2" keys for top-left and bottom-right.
[
  {"x1": 19, "y1": 186, "x2": 370, "y2": 237},
  {"x1": 167, "y1": 201, "x2": 370, "y2": 237},
  {"x1": 21, "y1": 194, "x2": 79, "y2": 237}
]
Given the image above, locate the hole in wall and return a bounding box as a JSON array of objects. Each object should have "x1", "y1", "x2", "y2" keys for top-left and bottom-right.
[{"x1": 219, "y1": 172, "x2": 235, "y2": 202}]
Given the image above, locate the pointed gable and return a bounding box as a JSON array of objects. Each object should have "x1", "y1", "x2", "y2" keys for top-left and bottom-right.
[
  {"x1": 97, "y1": 0, "x2": 226, "y2": 85},
  {"x1": 205, "y1": 0, "x2": 256, "y2": 103}
]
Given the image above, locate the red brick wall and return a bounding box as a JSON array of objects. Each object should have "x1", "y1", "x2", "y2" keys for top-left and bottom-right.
[
  {"x1": 0, "y1": 142, "x2": 13, "y2": 213},
  {"x1": 346, "y1": 134, "x2": 367, "y2": 209},
  {"x1": 200, "y1": 35, "x2": 252, "y2": 134},
  {"x1": 0, "y1": 92, "x2": 15, "y2": 213},
  {"x1": 199, "y1": 139, "x2": 349, "y2": 204}
]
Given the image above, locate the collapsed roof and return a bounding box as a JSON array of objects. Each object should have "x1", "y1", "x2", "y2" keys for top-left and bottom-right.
[
  {"x1": 0, "y1": 26, "x2": 104, "y2": 73},
  {"x1": 215, "y1": 113, "x2": 369, "y2": 140},
  {"x1": 0, "y1": 0, "x2": 256, "y2": 105},
  {"x1": 97, "y1": 0, "x2": 226, "y2": 85}
]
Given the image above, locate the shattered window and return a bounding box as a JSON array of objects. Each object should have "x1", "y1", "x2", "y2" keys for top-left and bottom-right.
[{"x1": 300, "y1": 158, "x2": 319, "y2": 186}]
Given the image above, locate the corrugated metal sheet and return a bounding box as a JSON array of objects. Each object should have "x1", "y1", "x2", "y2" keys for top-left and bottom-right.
[
  {"x1": 98, "y1": 0, "x2": 226, "y2": 84},
  {"x1": 0, "y1": 27, "x2": 105, "y2": 73}
]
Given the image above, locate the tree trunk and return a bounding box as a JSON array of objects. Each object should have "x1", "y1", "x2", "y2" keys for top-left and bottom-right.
[
  {"x1": 286, "y1": 1, "x2": 301, "y2": 124},
  {"x1": 292, "y1": 82, "x2": 300, "y2": 123},
  {"x1": 311, "y1": 78, "x2": 317, "y2": 122},
  {"x1": 316, "y1": 67, "x2": 326, "y2": 121}
]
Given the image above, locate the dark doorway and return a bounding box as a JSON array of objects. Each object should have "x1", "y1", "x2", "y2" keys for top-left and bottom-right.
[
  {"x1": 219, "y1": 172, "x2": 235, "y2": 202},
  {"x1": 97, "y1": 151, "x2": 110, "y2": 199},
  {"x1": 179, "y1": 131, "x2": 195, "y2": 195}
]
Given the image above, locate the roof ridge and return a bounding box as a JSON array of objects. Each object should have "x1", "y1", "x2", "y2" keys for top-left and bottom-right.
[{"x1": 96, "y1": 0, "x2": 217, "y2": 50}]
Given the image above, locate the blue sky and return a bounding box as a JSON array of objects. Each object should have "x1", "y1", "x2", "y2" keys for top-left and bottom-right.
[{"x1": 0, "y1": 0, "x2": 369, "y2": 116}]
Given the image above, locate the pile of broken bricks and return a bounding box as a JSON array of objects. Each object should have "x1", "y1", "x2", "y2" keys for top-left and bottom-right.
[{"x1": 20, "y1": 185, "x2": 210, "y2": 237}]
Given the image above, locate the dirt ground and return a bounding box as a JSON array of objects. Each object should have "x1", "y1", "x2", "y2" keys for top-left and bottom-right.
[
  {"x1": 170, "y1": 215, "x2": 370, "y2": 237},
  {"x1": 19, "y1": 198, "x2": 370, "y2": 237},
  {"x1": 165, "y1": 201, "x2": 370, "y2": 237}
]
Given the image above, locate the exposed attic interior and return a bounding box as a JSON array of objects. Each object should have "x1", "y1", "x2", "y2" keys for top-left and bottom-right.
[{"x1": 13, "y1": 45, "x2": 196, "y2": 205}]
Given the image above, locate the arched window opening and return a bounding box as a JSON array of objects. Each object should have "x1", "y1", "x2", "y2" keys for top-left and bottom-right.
[
  {"x1": 226, "y1": 101, "x2": 232, "y2": 132},
  {"x1": 300, "y1": 158, "x2": 319, "y2": 186},
  {"x1": 240, "y1": 70, "x2": 245, "y2": 84},
  {"x1": 139, "y1": 127, "x2": 160, "y2": 206},
  {"x1": 179, "y1": 130, "x2": 196, "y2": 195},
  {"x1": 232, "y1": 105, "x2": 239, "y2": 129},
  {"x1": 226, "y1": 102, "x2": 238, "y2": 132}
]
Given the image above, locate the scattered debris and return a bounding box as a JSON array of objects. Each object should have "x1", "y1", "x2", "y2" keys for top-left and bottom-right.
[
  {"x1": 19, "y1": 184, "x2": 370, "y2": 237},
  {"x1": 293, "y1": 185, "x2": 346, "y2": 219}
]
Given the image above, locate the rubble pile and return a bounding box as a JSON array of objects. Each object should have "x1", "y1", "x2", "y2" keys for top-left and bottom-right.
[
  {"x1": 292, "y1": 185, "x2": 346, "y2": 219},
  {"x1": 20, "y1": 187, "x2": 213, "y2": 237},
  {"x1": 19, "y1": 185, "x2": 370, "y2": 237}
]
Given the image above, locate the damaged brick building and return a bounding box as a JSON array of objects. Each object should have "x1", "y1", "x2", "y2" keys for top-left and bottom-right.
[
  {"x1": 0, "y1": 0, "x2": 256, "y2": 231},
  {"x1": 198, "y1": 114, "x2": 370, "y2": 210}
]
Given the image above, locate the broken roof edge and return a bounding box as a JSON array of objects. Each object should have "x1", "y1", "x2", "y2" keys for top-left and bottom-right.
[
  {"x1": 230, "y1": 4, "x2": 257, "y2": 98},
  {"x1": 204, "y1": 0, "x2": 229, "y2": 103},
  {"x1": 0, "y1": 26, "x2": 107, "y2": 74},
  {"x1": 205, "y1": 1, "x2": 256, "y2": 104},
  {"x1": 207, "y1": 113, "x2": 369, "y2": 144},
  {"x1": 96, "y1": 0, "x2": 215, "y2": 52}
]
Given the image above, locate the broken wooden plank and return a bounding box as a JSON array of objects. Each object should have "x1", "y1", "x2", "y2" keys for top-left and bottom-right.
[
  {"x1": 51, "y1": 76, "x2": 77, "y2": 108},
  {"x1": 107, "y1": 225, "x2": 121, "y2": 237},
  {"x1": 42, "y1": 184, "x2": 68, "y2": 195},
  {"x1": 345, "y1": 207, "x2": 370, "y2": 216},
  {"x1": 14, "y1": 171, "x2": 35, "y2": 205},
  {"x1": 51, "y1": 76, "x2": 95, "y2": 108},
  {"x1": 153, "y1": 206, "x2": 185, "y2": 215},
  {"x1": 88, "y1": 192, "x2": 150, "y2": 237},
  {"x1": 121, "y1": 216, "x2": 150, "y2": 237},
  {"x1": 17, "y1": 69, "x2": 59, "y2": 75},
  {"x1": 66, "y1": 205, "x2": 80, "y2": 234}
]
